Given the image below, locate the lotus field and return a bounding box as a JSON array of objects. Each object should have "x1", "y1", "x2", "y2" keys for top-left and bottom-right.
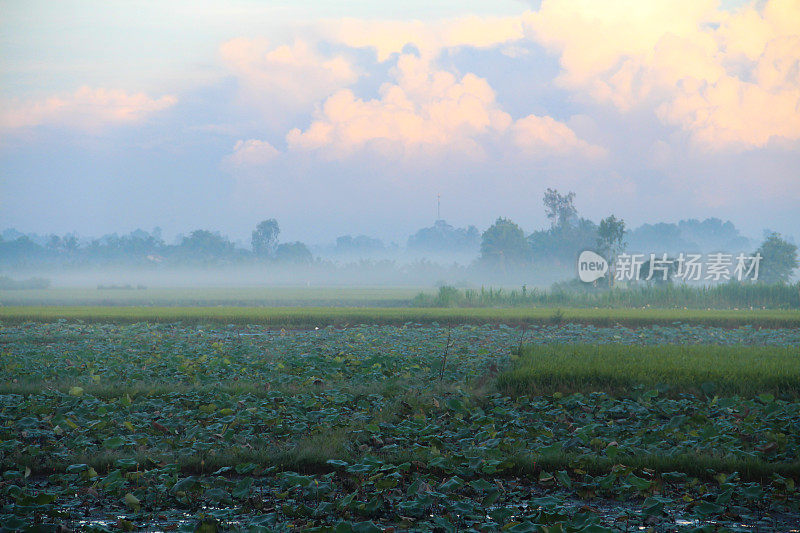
[{"x1": 1, "y1": 317, "x2": 799, "y2": 531}]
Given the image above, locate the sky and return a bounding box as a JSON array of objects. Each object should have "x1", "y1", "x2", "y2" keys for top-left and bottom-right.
[{"x1": 1, "y1": 0, "x2": 799, "y2": 245}]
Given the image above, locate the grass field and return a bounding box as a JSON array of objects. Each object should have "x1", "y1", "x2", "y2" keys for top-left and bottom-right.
[
  {"x1": 4, "y1": 282, "x2": 799, "y2": 310},
  {"x1": 2, "y1": 319, "x2": 799, "y2": 530},
  {"x1": 2, "y1": 305, "x2": 800, "y2": 328},
  {"x1": 0, "y1": 286, "x2": 428, "y2": 307}
]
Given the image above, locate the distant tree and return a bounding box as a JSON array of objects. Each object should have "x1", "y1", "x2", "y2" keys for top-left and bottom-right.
[
  {"x1": 756, "y1": 233, "x2": 798, "y2": 283},
  {"x1": 543, "y1": 189, "x2": 577, "y2": 229},
  {"x1": 63, "y1": 235, "x2": 79, "y2": 253},
  {"x1": 252, "y1": 219, "x2": 280, "y2": 257},
  {"x1": 529, "y1": 217, "x2": 598, "y2": 265},
  {"x1": 626, "y1": 222, "x2": 690, "y2": 254},
  {"x1": 640, "y1": 255, "x2": 678, "y2": 284},
  {"x1": 677, "y1": 218, "x2": 750, "y2": 252},
  {"x1": 275, "y1": 242, "x2": 313, "y2": 264},
  {"x1": 179, "y1": 230, "x2": 236, "y2": 259},
  {"x1": 46, "y1": 235, "x2": 62, "y2": 251},
  {"x1": 480, "y1": 217, "x2": 532, "y2": 270},
  {"x1": 82, "y1": 229, "x2": 165, "y2": 265},
  {"x1": 407, "y1": 220, "x2": 480, "y2": 253},
  {"x1": 335, "y1": 235, "x2": 384, "y2": 254},
  {"x1": 0, "y1": 236, "x2": 47, "y2": 267}
]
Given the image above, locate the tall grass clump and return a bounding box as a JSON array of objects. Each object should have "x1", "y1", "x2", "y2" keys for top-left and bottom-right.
[{"x1": 498, "y1": 344, "x2": 800, "y2": 398}]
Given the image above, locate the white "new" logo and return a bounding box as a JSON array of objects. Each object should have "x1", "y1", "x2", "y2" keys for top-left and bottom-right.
[{"x1": 577, "y1": 250, "x2": 608, "y2": 282}]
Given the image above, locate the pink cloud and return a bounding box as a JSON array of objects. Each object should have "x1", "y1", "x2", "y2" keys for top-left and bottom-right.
[
  {"x1": 220, "y1": 38, "x2": 359, "y2": 112},
  {"x1": 0, "y1": 86, "x2": 176, "y2": 132},
  {"x1": 512, "y1": 114, "x2": 606, "y2": 158},
  {"x1": 225, "y1": 139, "x2": 280, "y2": 167},
  {"x1": 286, "y1": 54, "x2": 601, "y2": 161},
  {"x1": 326, "y1": 15, "x2": 525, "y2": 61}
]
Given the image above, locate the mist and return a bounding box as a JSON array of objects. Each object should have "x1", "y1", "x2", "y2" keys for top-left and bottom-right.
[{"x1": 2, "y1": 210, "x2": 793, "y2": 293}]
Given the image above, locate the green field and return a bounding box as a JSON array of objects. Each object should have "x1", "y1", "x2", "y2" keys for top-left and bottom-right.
[
  {"x1": 0, "y1": 286, "x2": 427, "y2": 307},
  {"x1": 4, "y1": 282, "x2": 799, "y2": 310},
  {"x1": 2, "y1": 319, "x2": 799, "y2": 530},
  {"x1": 2, "y1": 305, "x2": 800, "y2": 328}
]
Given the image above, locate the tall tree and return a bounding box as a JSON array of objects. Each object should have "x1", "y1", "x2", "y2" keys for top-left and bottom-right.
[
  {"x1": 597, "y1": 215, "x2": 626, "y2": 286},
  {"x1": 543, "y1": 189, "x2": 577, "y2": 229},
  {"x1": 597, "y1": 215, "x2": 626, "y2": 259},
  {"x1": 756, "y1": 233, "x2": 798, "y2": 283},
  {"x1": 252, "y1": 219, "x2": 280, "y2": 257}
]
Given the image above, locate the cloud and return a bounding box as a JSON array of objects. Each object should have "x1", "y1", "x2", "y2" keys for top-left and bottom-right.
[
  {"x1": 220, "y1": 38, "x2": 359, "y2": 112},
  {"x1": 286, "y1": 54, "x2": 601, "y2": 161},
  {"x1": 512, "y1": 114, "x2": 606, "y2": 158},
  {"x1": 325, "y1": 15, "x2": 525, "y2": 61},
  {"x1": 523, "y1": 0, "x2": 800, "y2": 150},
  {"x1": 0, "y1": 86, "x2": 176, "y2": 132},
  {"x1": 225, "y1": 139, "x2": 280, "y2": 168}
]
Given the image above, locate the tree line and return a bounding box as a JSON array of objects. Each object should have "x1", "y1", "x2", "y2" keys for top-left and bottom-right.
[{"x1": 1, "y1": 189, "x2": 797, "y2": 283}]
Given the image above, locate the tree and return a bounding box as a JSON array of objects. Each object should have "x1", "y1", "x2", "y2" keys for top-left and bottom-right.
[
  {"x1": 46, "y1": 235, "x2": 62, "y2": 251},
  {"x1": 597, "y1": 215, "x2": 626, "y2": 286},
  {"x1": 640, "y1": 255, "x2": 677, "y2": 284},
  {"x1": 479, "y1": 217, "x2": 532, "y2": 271},
  {"x1": 678, "y1": 218, "x2": 750, "y2": 252},
  {"x1": 275, "y1": 242, "x2": 313, "y2": 264},
  {"x1": 756, "y1": 233, "x2": 798, "y2": 283},
  {"x1": 63, "y1": 235, "x2": 79, "y2": 253},
  {"x1": 336, "y1": 235, "x2": 384, "y2": 254},
  {"x1": 529, "y1": 217, "x2": 598, "y2": 265},
  {"x1": 597, "y1": 215, "x2": 626, "y2": 260},
  {"x1": 252, "y1": 219, "x2": 280, "y2": 257},
  {"x1": 543, "y1": 189, "x2": 577, "y2": 229},
  {"x1": 407, "y1": 220, "x2": 480, "y2": 252},
  {"x1": 179, "y1": 230, "x2": 235, "y2": 260}
]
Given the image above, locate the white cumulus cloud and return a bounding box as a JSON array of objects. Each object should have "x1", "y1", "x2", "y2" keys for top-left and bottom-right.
[{"x1": 523, "y1": 0, "x2": 800, "y2": 150}]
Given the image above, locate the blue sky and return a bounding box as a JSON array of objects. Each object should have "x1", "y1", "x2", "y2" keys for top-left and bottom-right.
[{"x1": 1, "y1": 0, "x2": 798, "y2": 245}]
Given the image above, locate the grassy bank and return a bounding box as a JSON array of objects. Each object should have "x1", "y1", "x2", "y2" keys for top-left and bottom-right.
[{"x1": 2, "y1": 305, "x2": 800, "y2": 328}]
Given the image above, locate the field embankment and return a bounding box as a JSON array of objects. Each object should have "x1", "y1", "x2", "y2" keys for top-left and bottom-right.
[{"x1": 2, "y1": 305, "x2": 799, "y2": 328}]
